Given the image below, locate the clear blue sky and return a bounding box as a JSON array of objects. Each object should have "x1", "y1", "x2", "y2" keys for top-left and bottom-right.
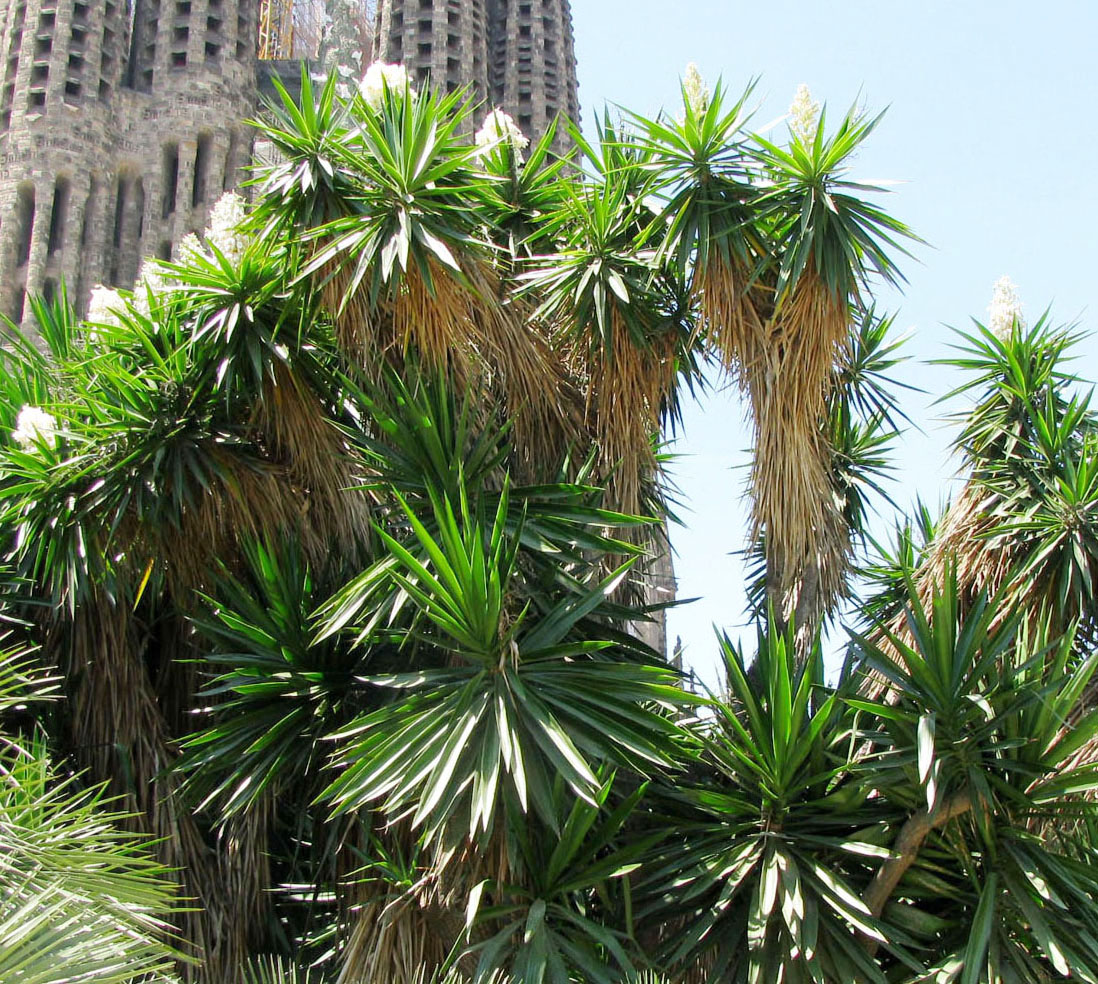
[{"x1": 571, "y1": 0, "x2": 1098, "y2": 685}]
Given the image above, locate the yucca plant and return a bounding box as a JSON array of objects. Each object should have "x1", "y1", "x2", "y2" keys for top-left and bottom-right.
[
  {"x1": 870, "y1": 299, "x2": 1098, "y2": 695},
  {"x1": 852, "y1": 575, "x2": 1098, "y2": 980},
  {"x1": 468, "y1": 773, "x2": 655, "y2": 984},
  {"x1": 320, "y1": 475, "x2": 692, "y2": 842},
  {"x1": 8, "y1": 56, "x2": 1098, "y2": 984},
  {"x1": 637, "y1": 626, "x2": 904, "y2": 983},
  {"x1": 743, "y1": 98, "x2": 916, "y2": 637},
  {"x1": 523, "y1": 160, "x2": 687, "y2": 517},
  {"x1": 635, "y1": 72, "x2": 762, "y2": 380},
  {"x1": 0, "y1": 199, "x2": 380, "y2": 978}
]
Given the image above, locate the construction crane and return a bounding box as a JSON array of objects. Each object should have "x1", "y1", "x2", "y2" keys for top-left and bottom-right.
[{"x1": 258, "y1": 0, "x2": 328, "y2": 60}]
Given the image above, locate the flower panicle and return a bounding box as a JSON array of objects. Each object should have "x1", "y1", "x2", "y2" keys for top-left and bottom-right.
[
  {"x1": 205, "y1": 191, "x2": 249, "y2": 265},
  {"x1": 12, "y1": 405, "x2": 59, "y2": 450},
  {"x1": 789, "y1": 83, "x2": 820, "y2": 144},
  {"x1": 359, "y1": 61, "x2": 414, "y2": 110},
  {"x1": 987, "y1": 275, "x2": 1025, "y2": 340},
  {"x1": 474, "y1": 108, "x2": 529, "y2": 161},
  {"x1": 86, "y1": 285, "x2": 126, "y2": 334},
  {"x1": 682, "y1": 63, "x2": 709, "y2": 117}
]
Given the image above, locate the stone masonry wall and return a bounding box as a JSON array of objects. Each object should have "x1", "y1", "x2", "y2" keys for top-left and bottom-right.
[
  {"x1": 0, "y1": 0, "x2": 260, "y2": 324},
  {"x1": 373, "y1": 0, "x2": 577, "y2": 153}
]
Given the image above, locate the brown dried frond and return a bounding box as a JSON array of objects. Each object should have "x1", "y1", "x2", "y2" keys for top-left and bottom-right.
[
  {"x1": 253, "y1": 361, "x2": 374, "y2": 559},
  {"x1": 339, "y1": 894, "x2": 459, "y2": 984},
  {"x1": 315, "y1": 254, "x2": 396, "y2": 374},
  {"x1": 337, "y1": 822, "x2": 490, "y2": 984},
  {"x1": 771, "y1": 270, "x2": 852, "y2": 419},
  {"x1": 693, "y1": 255, "x2": 765, "y2": 379},
  {"x1": 588, "y1": 314, "x2": 674, "y2": 518},
  {"x1": 750, "y1": 376, "x2": 849, "y2": 621},
  {"x1": 745, "y1": 269, "x2": 854, "y2": 627},
  {"x1": 390, "y1": 258, "x2": 480, "y2": 382},
  {"x1": 53, "y1": 600, "x2": 254, "y2": 981},
  {"x1": 468, "y1": 269, "x2": 585, "y2": 477},
  {"x1": 154, "y1": 451, "x2": 307, "y2": 596}
]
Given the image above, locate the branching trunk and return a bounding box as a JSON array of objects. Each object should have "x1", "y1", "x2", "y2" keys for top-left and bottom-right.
[{"x1": 862, "y1": 790, "x2": 972, "y2": 955}]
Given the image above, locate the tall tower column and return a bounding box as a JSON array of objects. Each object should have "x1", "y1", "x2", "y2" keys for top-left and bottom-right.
[
  {"x1": 374, "y1": 0, "x2": 574, "y2": 144},
  {"x1": 487, "y1": 0, "x2": 578, "y2": 150}
]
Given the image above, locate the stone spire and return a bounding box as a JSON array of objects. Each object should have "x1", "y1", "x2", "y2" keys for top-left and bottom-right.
[{"x1": 372, "y1": 0, "x2": 579, "y2": 151}]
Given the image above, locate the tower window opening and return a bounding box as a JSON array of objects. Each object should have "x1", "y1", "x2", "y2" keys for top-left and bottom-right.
[
  {"x1": 79, "y1": 179, "x2": 97, "y2": 248},
  {"x1": 134, "y1": 179, "x2": 145, "y2": 240},
  {"x1": 162, "y1": 144, "x2": 179, "y2": 218},
  {"x1": 112, "y1": 177, "x2": 126, "y2": 249},
  {"x1": 16, "y1": 184, "x2": 35, "y2": 267},
  {"x1": 192, "y1": 133, "x2": 210, "y2": 208}
]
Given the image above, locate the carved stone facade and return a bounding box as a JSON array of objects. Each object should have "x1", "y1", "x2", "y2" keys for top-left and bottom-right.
[
  {"x1": 372, "y1": 0, "x2": 579, "y2": 150},
  {"x1": 0, "y1": 0, "x2": 260, "y2": 323}
]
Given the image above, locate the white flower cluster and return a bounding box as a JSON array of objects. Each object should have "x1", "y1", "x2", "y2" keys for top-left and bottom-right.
[
  {"x1": 132, "y1": 261, "x2": 173, "y2": 317},
  {"x1": 789, "y1": 84, "x2": 820, "y2": 144},
  {"x1": 86, "y1": 285, "x2": 126, "y2": 331},
  {"x1": 175, "y1": 233, "x2": 205, "y2": 266},
  {"x1": 987, "y1": 275, "x2": 1025, "y2": 340},
  {"x1": 11, "y1": 405, "x2": 58, "y2": 450},
  {"x1": 682, "y1": 63, "x2": 709, "y2": 117},
  {"x1": 206, "y1": 191, "x2": 249, "y2": 265},
  {"x1": 359, "y1": 61, "x2": 412, "y2": 110},
  {"x1": 474, "y1": 108, "x2": 529, "y2": 159}
]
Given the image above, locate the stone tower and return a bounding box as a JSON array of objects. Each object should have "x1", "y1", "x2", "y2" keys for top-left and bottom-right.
[
  {"x1": 371, "y1": 0, "x2": 579, "y2": 150},
  {"x1": 0, "y1": 0, "x2": 261, "y2": 323}
]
